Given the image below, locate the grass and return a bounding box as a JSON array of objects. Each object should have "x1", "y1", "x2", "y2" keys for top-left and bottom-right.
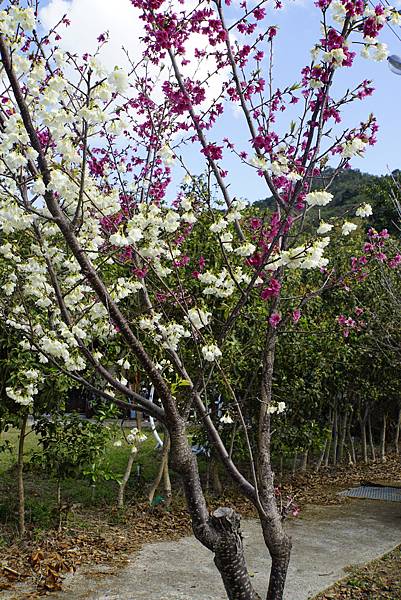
[
  {"x1": 0, "y1": 422, "x2": 166, "y2": 535},
  {"x1": 314, "y1": 545, "x2": 401, "y2": 599}
]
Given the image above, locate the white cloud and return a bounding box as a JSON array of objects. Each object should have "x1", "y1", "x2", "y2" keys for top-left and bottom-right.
[
  {"x1": 40, "y1": 0, "x2": 227, "y2": 109},
  {"x1": 40, "y1": 0, "x2": 143, "y2": 71}
]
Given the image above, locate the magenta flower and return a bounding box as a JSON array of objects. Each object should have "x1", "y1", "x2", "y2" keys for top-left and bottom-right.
[
  {"x1": 269, "y1": 312, "x2": 281, "y2": 328},
  {"x1": 261, "y1": 278, "x2": 281, "y2": 300},
  {"x1": 292, "y1": 309, "x2": 301, "y2": 324},
  {"x1": 389, "y1": 254, "x2": 401, "y2": 269},
  {"x1": 201, "y1": 144, "x2": 223, "y2": 161},
  {"x1": 133, "y1": 268, "x2": 148, "y2": 279}
]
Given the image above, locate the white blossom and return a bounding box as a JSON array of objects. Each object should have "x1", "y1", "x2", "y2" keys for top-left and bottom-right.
[
  {"x1": 108, "y1": 68, "x2": 129, "y2": 94},
  {"x1": 341, "y1": 138, "x2": 366, "y2": 158},
  {"x1": 305, "y1": 190, "x2": 333, "y2": 207},
  {"x1": 317, "y1": 222, "x2": 333, "y2": 235},
  {"x1": 355, "y1": 203, "x2": 373, "y2": 218},
  {"x1": 201, "y1": 344, "x2": 222, "y2": 362},
  {"x1": 234, "y1": 243, "x2": 256, "y2": 257},
  {"x1": 342, "y1": 221, "x2": 358, "y2": 236},
  {"x1": 220, "y1": 413, "x2": 234, "y2": 424},
  {"x1": 250, "y1": 155, "x2": 268, "y2": 171},
  {"x1": 210, "y1": 219, "x2": 228, "y2": 234},
  {"x1": 185, "y1": 308, "x2": 212, "y2": 330}
]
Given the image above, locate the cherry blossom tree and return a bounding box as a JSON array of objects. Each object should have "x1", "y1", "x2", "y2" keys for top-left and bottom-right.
[{"x1": 0, "y1": 1, "x2": 397, "y2": 598}]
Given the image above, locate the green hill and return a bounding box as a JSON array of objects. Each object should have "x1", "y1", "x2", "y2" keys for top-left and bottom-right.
[{"x1": 255, "y1": 167, "x2": 400, "y2": 232}]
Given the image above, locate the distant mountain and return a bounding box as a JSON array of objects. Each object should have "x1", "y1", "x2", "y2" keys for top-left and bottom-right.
[
  {"x1": 255, "y1": 167, "x2": 400, "y2": 231},
  {"x1": 312, "y1": 167, "x2": 377, "y2": 219}
]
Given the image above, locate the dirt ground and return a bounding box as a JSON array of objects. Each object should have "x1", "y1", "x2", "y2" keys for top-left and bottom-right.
[{"x1": 3, "y1": 499, "x2": 398, "y2": 600}]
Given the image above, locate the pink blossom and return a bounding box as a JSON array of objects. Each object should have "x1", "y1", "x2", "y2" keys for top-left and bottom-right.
[
  {"x1": 261, "y1": 278, "x2": 281, "y2": 300},
  {"x1": 133, "y1": 268, "x2": 148, "y2": 278},
  {"x1": 292, "y1": 309, "x2": 301, "y2": 324},
  {"x1": 389, "y1": 254, "x2": 401, "y2": 269},
  {"x1": 173, "y1": 255, "x2": 190, "y2": 268},
  {"x1": 269, "y1": 312, "x2": 281, "y2": 328},
  {"x1": 249, "y1": 217, "x2": 262, "y2": 230},
  {"x1": 201, "y1": 144, "x2": 223, "y2": 161}
]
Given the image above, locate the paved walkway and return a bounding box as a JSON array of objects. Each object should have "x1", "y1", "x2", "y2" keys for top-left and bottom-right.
[{"x1": 47, "y1": 499, "x2": 401, "y2": 600}]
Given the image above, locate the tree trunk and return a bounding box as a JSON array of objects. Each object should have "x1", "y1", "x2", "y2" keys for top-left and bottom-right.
[
  {"x1": 57, "y1": 479, "x2": 63, "y2": 531},
  {"x1": 211, "y1": 508, "x2": 262, "y2": 600},
  {"x1": 118, "y1": 450, "x2": 136, "y2": 508},
  {"x1": 162, "y1": 451, "x2": 172, "y2": 506},
  {"x1": 258, "y1": 330, "x2": 292, "y2": 600},
  {"x1": 395, "y1": 406, "x2": 401, "y2": 455},
  {"x1": 148, "y1": 431, "x2": 170, "y2": 505},
  {"x1": 347, "y1": 415, "x2": 356, "y2": 464},
  {"x1": 324, "y1": 410, "x2": 333, "y2": 467},
  {"x1": 360, "y1": 420, "x2": 368, "y2": 463},
  {"x1": 344, "y1": 443, "x2": 354, "y2": 465},
  {"x1": 359, "y1": 405, "x2": 369, "y2": 464},
  {"x1": 291, "y1": 453, "x2": 298, "y2": 474},
  {"x1": 315, "y1": 439, "x2": 327, "y2": 472},
  {"x1": 168, "y1": 421, "x2": 262, "y2": 600},
  {"x1": 56, "y1": 478, "x2": 61, "y2": 507},
  {"x1": 368, "y1": 412, "x2": 376, "y2": 462},
  {"x1": 301, "y1": 449, "x2": 309, "y2": 471},
  {"x1": 210, "y1": 456, "x2": 223, "y2": 496},
  {"x1": 338, "y1": 411, "x2": 347, "y2": 463},
  {"x1": 260, "y1": 513, "x2": 292, "y2": 600},
  {"x1": 380, "y1": 414, "x2": 387, "y2": 462},
  {"x1": 332, "y1": 409, "x2": 338, "y2": 466},
  {"x1": 17, "y1": 413, "x2": 28, "y2": 537},
  {"x1": 136, "y1": 409, "x2": 143, "y2": 431}
]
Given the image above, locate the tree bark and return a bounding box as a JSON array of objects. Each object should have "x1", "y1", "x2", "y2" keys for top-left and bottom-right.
[
  {"x1": 210, "y1": 455, "x2": 223, "y2": 496},
  {"x1": 148, "y1": 432, "x2": 171, "y2": 505},
  {"x1": 324, "y1": 410, "x2": 333, "y2": 467},
  {"x1": 360, "y1": 420, "x2": 368, "y2": 463},
  {"x1": 301, "y1": 449, "x2": 309, "y2": 471},
  {"x1": 263, "y1": 528, "x2": 292, "y2": 600},
  {"x1": 57, "y1": 479, "x2": 63, "y2": 531},
  {"x1": 315, "y1": 439, "x2": 327, "y2": 472},
  {"x1": 258, "y1": 331, "x2": 292, "y2": 600},
  {"x1": 359, "y1": 405, "x2": 369, "y2": 464},
  {"x1": 162, "y1": 448, "x2": 172, "y2": 506},
  {"x1": 118, "y1": 450, "x2": 136, "y2": 508},
  {"x1": 211, "y1": 508, "x2": 262, "y2": 600},
  {"x1": 368, "y1": 412, "x2": 376, "y2": 462},
  {"x1": 347, "y1": 414, "x2": 356, "y2": 464},
  {"x1": 380, "y1": 414, "x2": 387, "y2": 463},
  {"x1": 338, "y1": 411, "x2": 347, "y2": 463},
  {"x1": 332, "y1": 408, "x2": 338, "y2": 466},
  {"x1": 395, "y1": 406, "x2": 401, "y2": 455},
  {"x1": 17, "y1": 413, "x2": 28, "y2": 537},
  {"x1": 291, "y1": 453, "x2": 298, "y2": 474}
]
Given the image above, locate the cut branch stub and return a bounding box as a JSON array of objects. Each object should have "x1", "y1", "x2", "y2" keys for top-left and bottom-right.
[{"x1": 210, "y1": 507, "x2": 261, "y2": 600}]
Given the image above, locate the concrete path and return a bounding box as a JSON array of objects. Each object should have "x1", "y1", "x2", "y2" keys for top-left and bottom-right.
[{"x1": 45, "y1": 500, "x2": 401, "y2": 600}]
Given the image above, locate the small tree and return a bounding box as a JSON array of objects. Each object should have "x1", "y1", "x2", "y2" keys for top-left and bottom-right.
[{"x1": 0, "y1": 1, "x2": 398, "y2": 597}]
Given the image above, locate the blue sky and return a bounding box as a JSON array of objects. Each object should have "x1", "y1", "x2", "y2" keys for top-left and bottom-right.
[
  {"x1": 37, "y1": 0, "x2": 401, "y2": 200},
  {"x1": 266, "y1": 1, "x2": 401, "y2": 176}
]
